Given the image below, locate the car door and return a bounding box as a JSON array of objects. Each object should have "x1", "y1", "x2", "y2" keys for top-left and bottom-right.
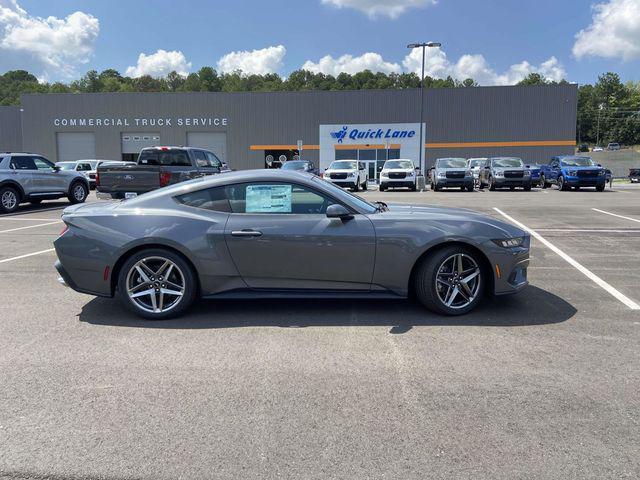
[
  {"x1": 32, "y1": 156, "x2": 65, "y2": 193},
  {"x1": 9, "y1": 156, "x2": 36, "y2": 194},
  {"x1": 224, "y1": 181, "x2": 376, "y2": 290}
]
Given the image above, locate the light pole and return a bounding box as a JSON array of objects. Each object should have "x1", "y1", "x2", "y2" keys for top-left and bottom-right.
[{"x1": 407, "y1": 42, "x2": 441, "y2": 179}]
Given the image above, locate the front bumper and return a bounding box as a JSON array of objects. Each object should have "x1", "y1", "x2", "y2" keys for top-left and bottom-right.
[
  {"x1": 493, "y1": 177, "x2": 531, "y2": 187},
  {"x1": 563, "y1": 176, "x2": 606, "y2": 187},
  {"x1": 380, "y1": 178, "x2": 415, "y2": 188},
  {"x1": 326, "y1": 179, "x2": 358, "y2": 188},
  {"x1": 435, "y1": 178, "x2": 474, "y2": 188},
  {"x1": 487, "y1": 241, "x2": 530, "y2": 295}
]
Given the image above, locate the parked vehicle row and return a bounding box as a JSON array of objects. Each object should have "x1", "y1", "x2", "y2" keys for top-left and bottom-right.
[
  {"x1": 57, "y1": 159, "x2": 133, "y2": 189},
  {"x1": 0, "y1": 152, "x2": 90, "y2": 213}
]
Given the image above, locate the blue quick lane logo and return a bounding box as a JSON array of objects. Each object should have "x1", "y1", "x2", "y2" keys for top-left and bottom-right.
[
  {"x1": 330, "y1": 125, "x2": 417, "y2": 143},
  {"x1": 330, "y1": 126, "x2": 348, "y2": 143}
]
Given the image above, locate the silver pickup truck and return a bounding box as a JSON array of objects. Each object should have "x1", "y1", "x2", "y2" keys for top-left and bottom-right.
[{"x1": 96, "y1": 146, "x2": 229, "y2": 200}]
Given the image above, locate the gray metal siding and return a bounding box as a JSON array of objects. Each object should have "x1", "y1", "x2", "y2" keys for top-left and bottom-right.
[
  {"x1": 0, "y1": 106, "x2": 23, "y2": 152},
  {"x1": 56, "y1": 132, "x2": 96, "y2": 161},
  {"x1": 18, "y1": 85, "x2": 577, "y2": 167}
]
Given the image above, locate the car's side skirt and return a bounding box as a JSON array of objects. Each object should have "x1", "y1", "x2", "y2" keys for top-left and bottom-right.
[{"x1": 202, "y1": 288, "x2": 406, "y2": 300}]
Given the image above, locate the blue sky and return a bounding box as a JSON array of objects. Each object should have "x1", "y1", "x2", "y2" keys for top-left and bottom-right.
[{"x1": 1, "y1": 0, "x2": 639, "y2": 85}]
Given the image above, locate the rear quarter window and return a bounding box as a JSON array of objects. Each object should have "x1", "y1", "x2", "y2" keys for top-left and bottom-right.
[{"x1": 175, "y1": 187, "x2": 231, "y2": 213}]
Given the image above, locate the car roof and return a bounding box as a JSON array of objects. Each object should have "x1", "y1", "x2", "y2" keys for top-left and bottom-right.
[{"x1": 554, "y1": 155, "x2": 591, "y2": 160}]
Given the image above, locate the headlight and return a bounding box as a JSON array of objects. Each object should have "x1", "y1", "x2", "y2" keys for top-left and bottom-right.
[
  {"x1": 492, "y1": 237, "x2": 525, "y2": 248},
  {"x1": 347, "y1": 172, "x2": 356, "y2": 177},
  {"x1": 406, "y1": 171, "x2": 414, "y2": 177},
  {"x1": 567, "y1": 170, "x2": 578, "y2": 176},
  {"x1": 381, "y1": 172, "x2": 388, "y2": 177},
  {"x1": 523, "y1": 170, "x2": 531, "y2": 176},
  {"x1": 598, "y1": 170, "x2": 605, "y2": 176},
  {"x1": 437, "y1": 172, "x2": 446, "y2": 178},
  {"x1": 495, "y1": 171, "x2": 504, "y2": 177}
]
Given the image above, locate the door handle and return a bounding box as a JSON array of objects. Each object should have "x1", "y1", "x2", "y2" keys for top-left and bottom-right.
[{"x1": 231, "y1": 229, "x2": 263, "y2": 237}]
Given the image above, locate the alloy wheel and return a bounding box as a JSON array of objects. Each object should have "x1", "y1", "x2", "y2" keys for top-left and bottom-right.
[
  {"x1": 1, "y1": 190, "x2": 17, "y2": 210},
  {"x1": 125, "y1": 256, "x2": 185, "y2": 314},
  {"x1": 435, "y1": 253, "x2": 481, "y2": 309},
  {"x1": 73, "y1": 184, "x2": 86, "y2": 201}
]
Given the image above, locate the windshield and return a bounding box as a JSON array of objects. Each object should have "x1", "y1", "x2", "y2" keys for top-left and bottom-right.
[
  {"x1": 560, "y1": 157, "x2": 595, "y2": 167},
  {"x1": 383, "y1": 160, "x2": 414, "y2": 170},
  {"x1": 330, "y1": 161, "x2": 357, "y2": 170},
  {"x1": 57, "y1": 163, "x2": 76, "y2": 171},
  {"x1": 313, "y1": 177, "x2": 377, "y2": 214},
  {"x1": 467, "y1": 159, "x2": 485, "y2": 168},
  {"x1": 281, "y1": 161, "x2": 308, "y2": 171},
  {"x1": 436, "y1": 158, "x2": 467, "y2": 168},
  {"x1": 491, "y1": 157, "x2": 524, "y2": 168}
]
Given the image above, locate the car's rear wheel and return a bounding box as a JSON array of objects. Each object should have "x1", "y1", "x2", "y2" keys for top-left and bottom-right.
[
  {"x1": 539, "y1": 174, "x2": 547, "y2": 188},
  {"x1": 488, "y1": 176, "x2": 496, "y2": 191},
  {"x1": 0, "y1": 186, "x2": 20, "y2": 213},
  {"x1": 117, "y1": 249, "x2": 197, "y2": 320},
  {"x1": 68, "y1": 181, "x2": 88, "y2": 204},
  {"x1": 414, "y1": 246, "x2": 484, "y2": 315}
]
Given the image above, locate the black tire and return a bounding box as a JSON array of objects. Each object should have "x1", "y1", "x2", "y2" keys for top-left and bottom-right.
[
  {"x1": 466, "y1": 184, "x2": 474, "y2": 192},
  {"x1": 432, "y1": 183, "x2": 440, "y2": 192},
  {"x1": 596, "y1": 183, "x2": 605, "y2": 192},
  {"x1": 0, "y1": 186, "x2": 20, "y2": 213},
  {"x1": 488, "y1": 176, "x2": 496, "y2": 191},
  {"x1": 414, "y1": 246, "x2": 485, "y2": 316},
  {"x1": 410, "y1": 183, "x2": 417, "y2": 191},
  {"x1": 68, "y1": 181, "x2": 88, "y2": 204},
  {"x1": 117, "y1": 248, "x2": 197, "y2": 320},
  {"x1": 379, "y1": 185, "x2": 386, "y2": 192},
  {"x1": 523, "y1": 183, "x2": 532, "y2": 191},
  {"x1": 352, "y1": 182, "x2": 360, "y2": 192},
  {"x1": 558, "y1": 175, "x2": 568, "y2": 191},
  {"x1": 539, "y1": 174, "x2": 547, "y2": 189},
  {"x1": 362, "y1": 179, "x2": 368, "y2": 191},
  {"x1": 509, "y1": 186, "x2": 515, "y2": 191}
]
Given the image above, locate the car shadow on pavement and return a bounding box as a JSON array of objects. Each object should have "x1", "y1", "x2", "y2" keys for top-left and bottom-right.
[{"x1": 78, "y1": 285, "x2": 576, "y2": 334}]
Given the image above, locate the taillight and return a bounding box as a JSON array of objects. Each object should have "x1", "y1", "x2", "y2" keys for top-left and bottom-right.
[
  {"x1": 95, "y1": 171, "x2": 100, "y2": 187},
  {"x1": 159, "y1": 171, "x2": 171, "y2": 187},
  {"x1": 60, "y1": 225, "x2": 68, "y2": 236}
]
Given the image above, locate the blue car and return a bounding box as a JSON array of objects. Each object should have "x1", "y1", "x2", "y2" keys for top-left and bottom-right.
[
  {"x1": 526, "y1": 164, "x2": 542, "y2": 187},
  {"x1": 539, "y1": 156, "x2": 606, "y2": 191}
]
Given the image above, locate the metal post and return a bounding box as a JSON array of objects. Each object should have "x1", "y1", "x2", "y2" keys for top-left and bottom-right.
[{"x1": 418, "y1": 45, "x2": 425, "y2": 176}]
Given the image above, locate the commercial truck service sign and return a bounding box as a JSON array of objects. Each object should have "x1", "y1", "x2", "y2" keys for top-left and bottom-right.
[{"x1": 52, "y1": 117, "x2": 229, "y2": 127}]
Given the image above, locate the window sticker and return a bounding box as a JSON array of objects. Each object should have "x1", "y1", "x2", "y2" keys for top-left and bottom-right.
[{"x1": 246, "y1": 184, "x2": 292, "y2": 213}]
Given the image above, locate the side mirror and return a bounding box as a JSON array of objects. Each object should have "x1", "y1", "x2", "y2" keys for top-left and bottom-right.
[
  {"x1": 597, "y1": 163, "x2": 602, "y2": 167},
  {"x1": 53, "y1": 165, "x2": 61, "y2": 172},
  {"x1": 525, "y1": 165, "x2": 531, "y2": 168},
  {"x1": 326, "y1": 204, "x2": 353, "y2": 221}
]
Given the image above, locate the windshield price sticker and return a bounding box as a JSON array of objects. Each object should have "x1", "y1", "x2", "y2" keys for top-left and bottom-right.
[{"x1": 246, "y1": 185, "x2": 292, "y2": 213}]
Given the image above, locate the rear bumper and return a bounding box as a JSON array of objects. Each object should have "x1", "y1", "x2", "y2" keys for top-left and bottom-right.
[{"x1": 54, "y1": 259, "x2": 110, "y2": 297}]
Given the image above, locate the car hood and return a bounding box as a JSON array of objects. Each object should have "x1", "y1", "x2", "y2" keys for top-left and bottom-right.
[{"x1": 381, "y1": 204, "x2": 525, "y2": 238}]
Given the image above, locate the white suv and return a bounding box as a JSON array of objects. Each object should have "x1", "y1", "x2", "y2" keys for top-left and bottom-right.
[
  {"x1": 379, "y1": 159, "x2": 417, "y2": 191},
  {"x1": 323, "y1": 160, "x2": 368, "y2": 191}
]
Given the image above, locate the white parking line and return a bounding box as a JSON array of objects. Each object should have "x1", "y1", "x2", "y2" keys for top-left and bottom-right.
[
  {"x1": 0, "y1": 220, "x2": 61, "y2": 234},
  {"x1": 0, "y1": 248, "x2": 55, "y2": 264},
  {"x1": 536, "y1": 228, "x2": 640, "y2": 233},
  {"x1": 493, "y1": 207, "x2": 640, "y2": 310},
  {"x1": 592, "y1": 208, "x2": 640, "y2": 224}
]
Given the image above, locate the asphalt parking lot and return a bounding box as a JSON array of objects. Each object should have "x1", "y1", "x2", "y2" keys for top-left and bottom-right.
[{"x1": 1, "y1": 185, "x2": 639, "y2": 479}]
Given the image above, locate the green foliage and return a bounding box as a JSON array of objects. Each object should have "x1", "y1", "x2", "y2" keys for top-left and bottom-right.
[{"x1": 0, "y1": 67, "x2": 637, "y2": 145}]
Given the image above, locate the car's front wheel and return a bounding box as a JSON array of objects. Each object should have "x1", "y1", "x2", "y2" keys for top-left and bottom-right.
[
  {"x1": 68, "y1": 181, "x2": 88, "y2": 204},
  {"x1": 414, "y1": 246, "x2": 484, "y2": 315},
  {"x1": 117, "y1": 249, "x2": 197, "y2": 320},
  {"x1": 0, "y1": 186, "x2": 20, "y2": 213}
]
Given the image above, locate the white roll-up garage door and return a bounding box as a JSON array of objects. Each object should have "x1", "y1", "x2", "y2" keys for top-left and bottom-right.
[
  {"x1": 187, "y1": 132, "x2": 227, "y2": 162},
  {"x1": 56, "y1": 132, "x2": 96, "y2": 161}
]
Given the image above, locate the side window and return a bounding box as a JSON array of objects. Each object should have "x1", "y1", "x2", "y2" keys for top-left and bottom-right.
[
  {"x1": 159, "y1": 151, "x2": 191, "y2": 166},
  {"x1": 193, "y1": 150, "x2": 208, "y2": 168},
  {"x1": 77, "y1": 162, "x2": 92, "y2": 171},
  {"x1": 206, "y1": 151, "x2": 222, "y2": 168},
  {"x1": 33, "y1": 157, "x2": 55, "y2": 171},
  {"x1": 11, "y1": 156, "x2": 37, "y2": 170},
  {"x1": 225, "y1": 183, "x2": 333, "y2": 214},
  {"x1": 175, "y1": 187, "x2": 230, "y2": 212}
]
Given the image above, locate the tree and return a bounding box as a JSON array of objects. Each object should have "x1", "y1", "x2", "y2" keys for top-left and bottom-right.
[
  {"x1": 198, "y1": 67, "x2": 221, "y2": 91},
  {"x1": 166, "y1": 71, "x2": 185, "y2": 92},
  {"x1": 517, "y1": 73, "x2": 548, "y2": 86}
]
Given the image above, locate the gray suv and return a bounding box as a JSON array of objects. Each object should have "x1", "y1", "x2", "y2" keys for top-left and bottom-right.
[{"x1": 0, "y1": 153, "x2": 89, "y2": 213}]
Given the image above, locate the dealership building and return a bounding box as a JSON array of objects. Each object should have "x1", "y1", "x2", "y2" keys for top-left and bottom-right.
[{"x1": 0, "y1": 84, "x2": 577, "y2": 181}]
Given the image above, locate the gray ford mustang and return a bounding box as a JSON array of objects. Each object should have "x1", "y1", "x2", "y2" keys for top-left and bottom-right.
[{"x1": 54, "y1": 170, "x2": 530, "y2": 320}]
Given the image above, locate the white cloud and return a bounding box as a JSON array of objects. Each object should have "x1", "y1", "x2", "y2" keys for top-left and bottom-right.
[
  {"x1": 0, "y1": 0, "x2": 99, "y2": 78},
  {"x1": 321, "y1": 0, "x2": 436, "y2": 19},
  {"x1": 125, "y1": 49, "x2": 191, "y2": 78},
  {"x1": 302, "y1": 52, "x2": 401, "y2": 75},
  {"x1": 217, "y1": 45, "x2": 286, "y2": 75},
  {"x1": 573, "y1": 0, "x2": 640, "y2": 61},
  {"x1": 402, "y1": 47, "x2": 566, "y2": 85}
]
